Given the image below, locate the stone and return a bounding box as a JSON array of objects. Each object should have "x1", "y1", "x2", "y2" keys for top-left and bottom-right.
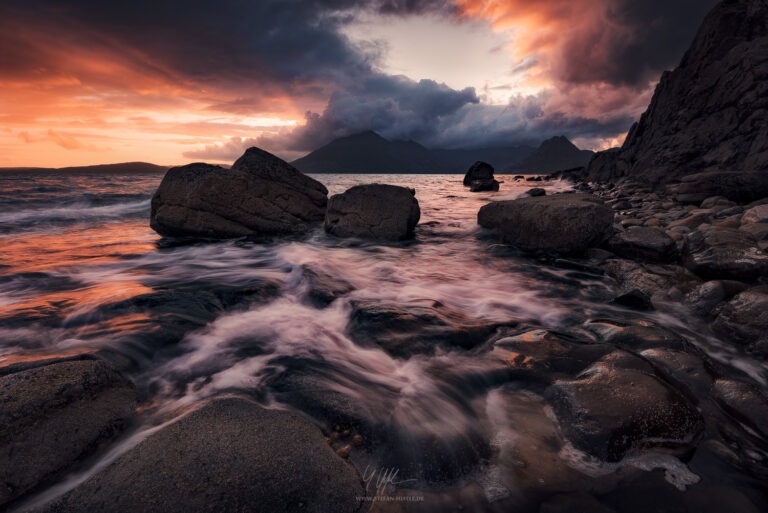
[
  {"x1": 742, "y1": 204, "x2": 768, "y2": 224},
  {"x1": 668, "y1": 172, "x2": 768, "y2": 205},
  {"x1": 740, "y1": 222, "x2": 768, "y2": 241},
  {"x1": 527, "y1": 187, "x2": 546, "y2": 197},
  {"x1": 463, "y1": 161, "x2": 495, "y2": 186},
  {"x1": 681, "y1": 224, "x2": 768, "y2": 280},
  {"x1": 603, "y1": 259, "x2": 702, "y2": 302},
  {"x1": 150, "y1": 147, "x2": 328, "y2": 238},
  {"x1": 546, "y1": 352, "x2": 704, "y2": 462},
  {"x1": 584, "y1": 0, "x2": 768, "y2": 185},
  {"x1": 469, "y1": 178, "x2": 500, "y2": 192},
  {"x1": 477, "y1": 194, "x2": 614, "y2": 254},
  {"x1": 712, "y1": 287, "x2": 768, "y2": 352},
  {"x1": 606, "y1": 226, "x2": 678, "y2": 263},
  {"x1": 0, "y1": 360, "x2": 135, "y2": 507},
  {"x1": 43, "y1": 398, "x2": 363, "y2": 513},
  {"x1": 347, "y1": 299, "x2": 504, "y2": 358},
  {"x1": 300, "y1": 266, "x2": 354, "y2": 307},
  {"x1": 713, "y1": 379, "x2": 768, "y2": 439},
  {"x1": 684, "y1": 280, "x2": 749, "y2": 318},
  {"x1": 324, "y1": 184, "x2": 420, "y2": 241}
]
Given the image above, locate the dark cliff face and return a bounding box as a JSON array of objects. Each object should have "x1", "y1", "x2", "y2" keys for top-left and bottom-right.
[{"x1": 586, "y1": 0, "x2": 768, "y2": 184}]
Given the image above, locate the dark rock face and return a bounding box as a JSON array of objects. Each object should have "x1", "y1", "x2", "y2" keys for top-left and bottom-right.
[
  {"x1": 347, "y1": 299, "x2": 504, "y2": 358},
  {"x1": 681, "y1": 224, "x2": 768, "y2": 280},
  {"x1": 44, "y1": 398, "x2": 363, "y2": 513},
  {"x1": 477, "y1": 194, "x2": 614, "y2": 254},
  {"x1": 667, "y1": 171, "x2": 768, "y2": 204},
  {"x1": 527, "y1": 187, "x2": 546, "y2": 197},
  {"x1": 584, "y1": 0, "x2": 768, "y2": 184},
  {"x1": 150, "y1": 147, "x2": 328, "y2": 238},
  {"x1": 463, "y1": 161, "x2": 494, "y2": 186},
  {"x1": 607, "y1": 226, "x2": 678, "y2": 262},
  {"x1": 0, "y1": 359, "x2": 135, "y2": 506},
  {"x1": 324, "y1": 184, "x2": 420, "y2": 241},
  {"x1": 547, "y1": 352, "x2": 704, "y2": 462},
  {"x1": 712, "y1": 287, "x2": 768, "y2": 354}
]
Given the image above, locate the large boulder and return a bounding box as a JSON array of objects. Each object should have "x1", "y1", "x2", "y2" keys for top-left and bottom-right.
[
  {"x1": 477, "y1": 194, "x2": 614, "y2": 254},
  {"x1": 584, "y1": 0, "x2": 768, "y2": 185},
  {"x1": 324, "y1": 184, "x2": 420, "y2": 241},
  {"x1": 681, "y1": 224, "x2": 768, "y2": 280},
  {"x1": 150, "y1": 147, "x2": 328, "y2": 238},
  {"x1": 667, "y1": 171, "x2": 768, "y2": 204},
  {"x1": 546, "y1": 351, "x2": 704, "y2": 462},
  {"x1": 42, "y1": 397, "x2": 363, "y2": 513},
  {"x1": 0, "y1": 359, "x2": 135, "y2": 507},
  {"x1": 606, "y1": 226, "x2": 678, "y2": 262},
  {"x1": 712, "y1": 286, "x2": 768, "y2": 354},
  {"x1": 463, "y1": 161, "x2": 494, "y2": 186},
  {"x1": 469, "y1": 178, "x2": 500, "y2": 192}
]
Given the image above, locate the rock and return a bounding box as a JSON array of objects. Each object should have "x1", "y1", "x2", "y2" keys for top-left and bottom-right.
[
  {"x1": 150, "y1": 147, "x2": 328, "y2": 238},
  {"x1": 547, "y1": 352, "x2": 704, "y2": 462},
  {"x1": 606, "y1": 226, "x2": 678, "y2": 263},
  {"x1": 469, "y1": 178, "x2": 500, "y2": 192},
  {"x1": 713, "y1": 379, "x2": 768, "y2": 439},
  {"x1": 300, "y1": 266, "x2": 354, "y2": 307},
  {"x1": 668, "y1": 172, "x2": 768, "y2": 205},
  {"x1": 0, "y1": 360, "x2": 135, "y2": 506},
  {"x1": 603, "y1": 259, "x2": 702, "y2": 303},
  {"x1": 681, "y1": 224, "x2": 768, "y2": 280},
  {"x1": 463, "y1": 161, "x2": 495, "y2": 186},
  {"x1": 584, "y1": 0, "x2": 768, "y2": 185},
  {"x1": 742, "y1": 204, "x2": 768, "y2": 224},
  {"x1": 610, "y1": 289, "x2": 653, "y2": 310},
  {"x1": 478, "y1": 194, "x2": 614, "y2": 254},
  {"x1": 527, "y1": 187, "x2": 546, "y2": 197},
  {"x1": 684, "y1": 280, "x2": 749, "y2": 318},
  {"x1": 701, "y1": 196, "x2": 736, "y2": 209},
  {"x1": 740, "y1": 222, "x2": 768, "y2": 241},
  {"x1": 712, "y1": 287, "x2": 768, "y2": 353},
  {"x1": 324, "y1": 184, "x2": 420, "y2": 241},
  {"x1": 347, "y1": 299, "x2": 503, "y2": 357},
  {"x1": 667, "y1": 211, "x2": 711, "y2": 230},
  {"x1": 583, "y1": 318, "x2": 689, "y2": 352},
  {"x1": 43, "y1": 398, "x2": 363, "y2": 513}
]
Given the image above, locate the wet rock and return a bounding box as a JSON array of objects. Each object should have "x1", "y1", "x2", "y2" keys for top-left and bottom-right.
[
  {"x1": 742, "y1": 204, "x2": 768, "y2": 225},
  {"x1": 463, "y1": 161, "x2": 494, "y2": 186},
  {"x1": 713, "y1": 379, "x2": 768, "y2": 439},
  {"x1": 610, "y1": 289, "x2": 653, "y2": 310},
  {"x1": 300, "y1": 266, "x2": 354, "y2": 307},
  {"x1": 469, "y1": 178, "x2": 500, "y2": 192},
  {"x1": 150, "y1": 147, "x2": 328, "y2": 238},
  {"x1": 667, "y1": 211, "x2": 711, "y2": 231},
  {"x1": 684, "y1": 280, "x2": 748, "y2": 318},
  {"x1": 681, "y1": 225, "x2": 768, "y2": 280},
  {"x1": 739, "y1": 222, "x2": 768, "y2": 241},
  {"x1": 324, "y1": 184, "x2": 420, "y2": 241},
  {"x1": 641, "y1": 348, "x2": 715, "y2": 398},
  {"x1": 43, "y1": 397, "x2": 363, "y2": 513},
  {"x1": 583, "y1": 318, "x2": 689, "y2": 352},
  {"x1": 668, "y1": 172, "x2": 768, "y2": 205},
  {"x1": 0, "y1": 360, "x2": 135, "y2": 506},
  {"x1": 547, "y1": 351, "x2": 704, "y2": 462},
  {"x1": 478, "y1": 194, "x2": 614, "y2": 254},
  {"x1": 603, "y1": 259, "x2": 701, "y2": 304},
  {"x1": 607, "y1": 226, "x2": 678, "y2": 263},
  {"x1": 712, "y1": 287, "x2": 768, "y2": 354},
  {"x1": 527, "y1": 188, "x2": 546, "y2": 197},
  {"x1": 347, "y1": 299, "x2": 504, "y2": 357}
]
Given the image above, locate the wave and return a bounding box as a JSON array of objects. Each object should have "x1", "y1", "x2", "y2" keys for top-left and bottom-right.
[{"x1": 0, "y1": 199, "x2": 150, "y2": 225}]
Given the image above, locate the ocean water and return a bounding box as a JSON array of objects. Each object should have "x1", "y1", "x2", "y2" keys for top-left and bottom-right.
[{"x1": 1, "y1": 172, "x2": 767, "y2": 511}]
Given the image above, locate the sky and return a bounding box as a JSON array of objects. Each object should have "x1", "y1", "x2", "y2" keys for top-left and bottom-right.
[{"x1": 0, "y1": 0, "x2": 720, "y2": 167}]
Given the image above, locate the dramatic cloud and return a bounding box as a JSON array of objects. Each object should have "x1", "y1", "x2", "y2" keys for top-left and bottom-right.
[{"x1": 0, "y1": 0, "x2": 721, "y2": 166}]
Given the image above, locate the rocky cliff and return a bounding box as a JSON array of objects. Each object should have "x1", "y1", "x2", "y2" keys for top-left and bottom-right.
[{"x1": 585, "y1": 0, "x2": 768, "y2": 184}]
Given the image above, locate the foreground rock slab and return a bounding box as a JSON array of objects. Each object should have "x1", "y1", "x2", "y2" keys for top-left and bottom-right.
[
  {"x1": 43, "y1": 397, "x2": 363, "y2": 513},
  {"x1": 324, "y1": 183, "x2": 420, "y2": 241},
  {"x1": 150, "y1": 147, "x2": 328, "y2": 238},
  {"x1": 478, "y1": 194, "x2": 614, "y2": 254},
  {"x1": 0, "y1": 359, "x2": 135, "y2": 507}
]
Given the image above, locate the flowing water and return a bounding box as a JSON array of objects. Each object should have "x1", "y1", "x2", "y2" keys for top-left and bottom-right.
[{"x1": 1, "y1": 172, "x2": 767, "y2": 511}]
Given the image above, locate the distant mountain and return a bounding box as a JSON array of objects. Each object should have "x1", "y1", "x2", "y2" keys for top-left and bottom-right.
[
  {"x1": 0, "y1": 162, "x2": 169, "y2": 174},
  {"x1": 291, "y1": 131, "x2": 535, "y2": 173},
  {"x1": 511, "y1": 136, "x2": 594, "y2": 173}
]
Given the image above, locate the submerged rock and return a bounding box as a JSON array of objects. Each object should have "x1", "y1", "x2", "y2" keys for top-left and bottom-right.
[
  {"x1": 347, "y1": 299, "x2": 504, "y2": 357},
  {"x1": 43, "y1": 397, "x2": 363, "y2": 513},
  {"x1": 469, "y1": 178, "x2": 500, "y2": 192},
  {"x1": 150, "y1": 147, "x2": 328, "y2": 238},
  {"x1": 607, "y1": 226, "x2": 678, "y2": 263},
  {"x1": 681, "y1": 224, "x2": 768, "y2": 280},
  {"x1": 547, "y1": 351, "x2": 703, "y2": 462},
  {"x1": 463, "y1": 161, "x2": 495, "y2": 186},
  {"x1": 324, "y1": 184, "x2": 420, "y2": 241},
  {"x1": 477, "y1": 194, "x2": 614, "y2": 254},
  {"x1": 0, "y1": 359, "x2": 135, "y2": 507}
]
